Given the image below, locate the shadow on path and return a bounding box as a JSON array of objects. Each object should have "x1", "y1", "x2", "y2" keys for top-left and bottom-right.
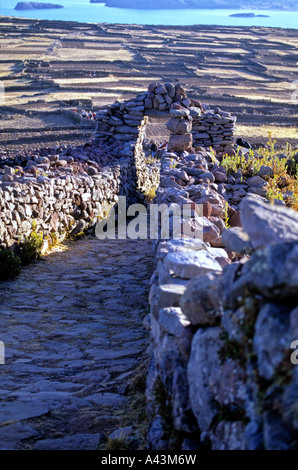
[{"x1": 0, "y1": 235, "x2": 153, "y2": 450}]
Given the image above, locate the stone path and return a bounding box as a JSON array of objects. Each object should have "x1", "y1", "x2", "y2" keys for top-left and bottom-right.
[{"x1": 0, "y1": 236, "x2": 153, "y2": 450}]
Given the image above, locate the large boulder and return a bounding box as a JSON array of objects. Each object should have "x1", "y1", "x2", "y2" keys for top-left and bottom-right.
[
  {"x1": 168, "y1": 133, "x2": 193, "y2": 152},
  {"x1": 166, "y1": 117, "x2": 192, "y2": 135},
  {"x1": 163, "y1": 250, "x2": 222, "y2": 280},
  {"x1": 187, "y1": 327, "x2": 223, "y2": 434},
  {"x1": 239, "y1": 196, "x2": 298, "y2": 249}
]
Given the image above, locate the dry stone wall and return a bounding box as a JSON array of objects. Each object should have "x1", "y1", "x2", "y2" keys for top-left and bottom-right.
[
  {"x1": 94, "y1": 82, "x2": 237, "y2": 155},
  {"x1": 192, "y1": 107, "x2": 236, "y2": 155},
  {"x1": 145, "y1": 148, "x2": 298, "y2": 451},
  {"x1": 0, "y1": 134, "x2": 159, "y2": 250}
]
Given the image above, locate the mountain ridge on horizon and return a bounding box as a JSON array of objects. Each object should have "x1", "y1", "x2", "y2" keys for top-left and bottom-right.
[{"x1": 98, "y1": 0, "x2": 298, "y2": 10}]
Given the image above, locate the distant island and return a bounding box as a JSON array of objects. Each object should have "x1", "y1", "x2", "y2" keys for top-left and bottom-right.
[
  {"x1": 15, "y1": 2, "x2": 64, "y2": 9},
  {"x1": 229, "y1": 13, "x2": 270, "y2": 17},
  {"x1": 92, "y1": 0, "x2": 298, "y2": 11}
]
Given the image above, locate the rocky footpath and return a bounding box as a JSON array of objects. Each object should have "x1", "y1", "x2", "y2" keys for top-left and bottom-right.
[
  {"x1": 146, "y1": 147, "x2": 298, "y2": 450},
  {"x1": 0, "y1": 132, "x2": 159, "y2": 250},
  {"x1": 0, "y1": 235, "x2": 153, "y2": 450}
]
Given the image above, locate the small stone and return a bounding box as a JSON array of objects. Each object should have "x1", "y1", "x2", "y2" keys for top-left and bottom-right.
[
  {"x1": 245, "y1": 175, "x2": 268, "y2": 189},
  {"x1": 165, "y1": 82, "x2": 175, "y2": 98},
  {"x1": 257, "y1": 165, "x2": 274, "y2": 178},
  {"x1": 221, "y1": 227, "x2": 252, "y2": 254},
  {"x1": 169, "y1": 107, "x2": 190, "y2": 118},
  {"x1": 155, "y1": 85, "x2": 167, "y2": 95},
  {"x1": 198, "y1": 172, "x2": 215, "y2": 183}
]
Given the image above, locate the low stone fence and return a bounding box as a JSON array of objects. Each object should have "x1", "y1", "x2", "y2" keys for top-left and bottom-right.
[
  {"x1": 145, "y1": 149, "x2": 298, "y2": 450},
  {"x1": 192, "y1": 107, "x2": 236, "y2": 155},
  {"x1": 0, "y1": 131, "x2": 159, "y2": 250}
]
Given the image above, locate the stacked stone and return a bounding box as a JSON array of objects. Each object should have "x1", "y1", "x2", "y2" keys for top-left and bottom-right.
[
  {"x1": 192, "y1": 107, "x2": 237, "y2": 155},
  {"x1": 133, "y1": 118, "x2": 160, "y2": 198},
  {"x1": 166, "y1": 104, "x2": 193, "y2": 153},
  {"x1": 144, "y1": 82, "x2": 181, "y2": 111},
  {"x1": 0, "y1": 142, "x2": 160, "y2": 249},
  {"x1": 146, "y1": 148, "x2": 298, "y2": 450},
  {"x1": 94, "y1": 91, "x2": 147, "y2": 143},
  {"x1": 93, "y1": 82, "x2": 237, "y2": 156}
]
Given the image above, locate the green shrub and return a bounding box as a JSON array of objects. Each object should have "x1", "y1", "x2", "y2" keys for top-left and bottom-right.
[
  {"x1": 221, "y1": 134, "x2": 298, "y2": 211},
  {"x1": 17, "y1": 231, "x2": 43, "y2": 266},
  {"x1": 0, "y1": 248, "x2": 21, "y2": 281}
]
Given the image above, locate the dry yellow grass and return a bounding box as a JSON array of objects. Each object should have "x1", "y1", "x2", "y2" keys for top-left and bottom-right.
[{"x1": 236, "y1": 125, "x2": 298, "y2": 140}]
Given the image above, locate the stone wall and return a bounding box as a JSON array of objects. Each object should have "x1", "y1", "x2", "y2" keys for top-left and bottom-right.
[
  {"x1": 145, "y1": 148, "x2": 298, "y2": 450},
  {"x1": 94, "y1": 83, "x2": 236, "y2": 155},
  {"x1": 0, "y1": 130, "x2": 159, "y2": 250},
  {"x1": 192, "y1": 107, "x2": 236, "y2": 156}
]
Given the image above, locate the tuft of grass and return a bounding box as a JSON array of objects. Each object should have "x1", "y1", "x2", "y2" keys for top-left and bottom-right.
[
  {"x1": 105, "y1": 436, "x2": 132, "y2": 451},
  {"x1": 17, "y1": 229, "x2": 43, "y2": 266},
  {"x1": 121, "y1": 362, "x2": 149, "y2": 449},
  {"x1": 223, "y1": 201, "x2": 231, "y2": 228},
  {"x1": 219, "y1": 331, "x2": 246, "y2": 365},
  {"x1": 144, "y1": 186, "x2": 157, "y2": 202},
  {"x1": 147, "y1": 155, "x2": 159, "y2": 165},
  {"x1": 210, "y1": 403, "x2": 249, "y2": 430},
  {"x1": 169, "y1": 158, "x2": 178, "y2": 169}
]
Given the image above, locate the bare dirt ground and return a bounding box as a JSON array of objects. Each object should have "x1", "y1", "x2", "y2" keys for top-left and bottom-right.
[{"x1": 0, "y1": 16, "x2": 297, "y2": 151}]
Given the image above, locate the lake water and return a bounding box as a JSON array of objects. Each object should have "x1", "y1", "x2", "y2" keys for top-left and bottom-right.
[{"x1": 0, "y1": 0, "x2": 297, "y2": 29}]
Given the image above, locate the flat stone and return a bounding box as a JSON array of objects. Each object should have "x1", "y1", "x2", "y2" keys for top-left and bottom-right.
[
  {"x1": 0, "y1": 400, "x2": 49, "y2": 425},
  {"x1": 164, "y1": 250, "x2": 222, "y2": 279},
  {"x1": 86, "y1": 392, "x2": 127, "y2": 406},
  {"x1": 0, "y1": 422, "x2": 39, "y2": 450},
  {"x1": 169, "y1": 108, "x2": 190, "y2": 118},
  {"x1": 34, "y1": 433, "x2": 104, "y2": 450}
]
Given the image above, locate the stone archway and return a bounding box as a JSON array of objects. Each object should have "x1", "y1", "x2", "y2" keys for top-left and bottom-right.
[{"x1": 93, "y1": 82, "x2": 237, "y2": 157}]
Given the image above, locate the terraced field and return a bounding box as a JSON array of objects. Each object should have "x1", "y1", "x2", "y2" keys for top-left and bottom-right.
[{"x1": 0, "y1": 16, "x2": 297, "y2": 149}]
